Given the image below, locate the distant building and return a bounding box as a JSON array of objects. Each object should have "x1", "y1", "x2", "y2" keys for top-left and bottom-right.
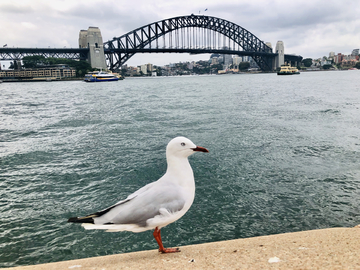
[
  {"x1": 211, "y1": 57, "x2": 219, "y2": 65},
  {"x1": 139, "y1": 64, "x2": 147, "y2": 75},
  {"x1": 344, "y1": 54, "x2": 357, "y2": 60},
  {"x1": 232, "y1": 56, "x2": 242, "y2": 66},
  {"x1": 223, "y1": 54, "x2": 232, "y2": 67},
  {"x1": 321, "y1": 58, "x2": 332, "y2": 66},
  {"x1": 351, "y1": 49, "x2": 359, "y2": 56},
  {"x1": 0, "y1": 65, "x2": 76, "y2": 79},
  {"x1": 147, "y1": 63, "x2": 153, "y2": 72},
  {"x1": 341, "y1": 59, "x2": 357, "y2": 67},
  {"x1": 334, "y1": 53, "x2": 344, "y2": 64},
  {"x1": 126, "y1": 66, "x2": 138, "y2": 76}
]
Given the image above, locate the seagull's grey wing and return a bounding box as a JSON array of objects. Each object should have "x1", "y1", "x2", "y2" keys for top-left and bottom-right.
[
  {"x1": 68, "y1": 181, "x2": 158, "y2": 224},
  {"x1": 94, "y1": 183, "x2": 186, "y2": 227}
]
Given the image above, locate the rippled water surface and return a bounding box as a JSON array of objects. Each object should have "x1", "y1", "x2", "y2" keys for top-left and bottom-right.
[{"x1": 1, "y1": 71, "x2": 360, "y2": 267}]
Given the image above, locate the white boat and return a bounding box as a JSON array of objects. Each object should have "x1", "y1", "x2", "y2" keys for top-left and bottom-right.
[{"x1": 84, "y1": 70, "x2": 120, "y2": 82}]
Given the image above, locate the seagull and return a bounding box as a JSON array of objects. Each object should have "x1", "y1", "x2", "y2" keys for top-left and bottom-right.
[{"x1": 68, "y1": 136, "x2": 209, "y2": 253}]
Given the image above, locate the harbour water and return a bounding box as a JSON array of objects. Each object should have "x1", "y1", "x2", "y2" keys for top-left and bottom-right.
[{"x1": 1, "y1": 71, "x2": 360, "y2": 267}]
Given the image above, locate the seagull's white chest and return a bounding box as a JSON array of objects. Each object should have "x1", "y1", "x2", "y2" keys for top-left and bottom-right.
[
  {"x1": 145, "y1": 182, "x2": 195, "y2": 229},
  {"x1": 144, "y1": 163, "x2": 196, "y2": 229}
]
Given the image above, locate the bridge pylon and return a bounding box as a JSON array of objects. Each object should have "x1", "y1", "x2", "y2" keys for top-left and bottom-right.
[
  {"x1": 275, "y1": 41, "x2": 285, "y2": 69},
  {"x1": 79, "y1": 27, "x2": 107, "y2": 70}
]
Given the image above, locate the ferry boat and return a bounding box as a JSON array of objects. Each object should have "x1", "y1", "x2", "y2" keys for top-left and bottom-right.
[
  {"x1": 84, "y1": 70, "x2": 120, "y2": 82},
  {"x1": 277, "y1": 64, "x2": 300, "y2": 75}
]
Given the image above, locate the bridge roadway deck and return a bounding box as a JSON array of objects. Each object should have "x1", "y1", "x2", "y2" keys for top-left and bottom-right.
[
  {"x1": 0, "y1": 47, "x2": 302, "y2": 68},
  {"x1": 0, "y1": 48, "x2": 88, "y2": 61},
  {"x1": 0, "y1": 48, "x2": 88, "y2": 53},
  {"x1": 0, "y1": 47, "x2": 277, "y2": 57},
  {"x1": 103, "y1": 48, "x2": 276, "y2": 57}
]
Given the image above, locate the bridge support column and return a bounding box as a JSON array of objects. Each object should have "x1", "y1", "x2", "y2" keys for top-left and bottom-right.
[
  {"x1": 275, "y1": 41, "x2": 284, "y2": 69},
  {"x1": 79, "y1": 27, "x2": 107, "y2": 70}
]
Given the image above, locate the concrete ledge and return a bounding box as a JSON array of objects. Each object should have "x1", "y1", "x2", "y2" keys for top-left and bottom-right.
[{"x1": 8, "y1": 226, "x2": 360, "y2": 270}]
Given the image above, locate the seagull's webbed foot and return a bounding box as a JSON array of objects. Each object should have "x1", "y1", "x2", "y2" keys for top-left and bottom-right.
[
  {"x1": 153, "y1": 227, "x2": 181, "y2": 254},
  {"x1": 159, "y1": 247, "x2": 181, "y2": 253}
]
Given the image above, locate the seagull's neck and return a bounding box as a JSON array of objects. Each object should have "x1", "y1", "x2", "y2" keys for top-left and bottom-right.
[{"x1": 165, "y1": 156, "x2": 195, "y2": 187}]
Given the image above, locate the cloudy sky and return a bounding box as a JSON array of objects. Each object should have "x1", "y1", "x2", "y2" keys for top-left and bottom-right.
[{"x1": 1, "y1": 0, "x2": 359, "y2": 67}]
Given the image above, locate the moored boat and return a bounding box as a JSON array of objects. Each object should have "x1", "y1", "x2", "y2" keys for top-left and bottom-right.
[
  {"x1": 277, "y1": 64, "x2": 300, "y2": 75},
  {"x1": 84, "y1": 70, "x2": 120, "y2": 82}
]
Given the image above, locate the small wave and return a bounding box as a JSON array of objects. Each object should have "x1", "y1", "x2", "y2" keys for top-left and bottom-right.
[
  {"x1": 21, "y1": 102, "x2": 46, "y2": 107},
  {"x1": 0, "y1": 129, "x2": 38, "y2": 142},
  {"x1": 20, "y1": 131, "x2": 38, "y2": 137},
  {"x1": 319, "y1": 109, "x2": 341, "y2": 114},
  {"x1": 293, "y1": 145, "x2": 334, "y2": 157},
  {"x1": 49, "y1": 119, "x2": 102, "y2": 128}
]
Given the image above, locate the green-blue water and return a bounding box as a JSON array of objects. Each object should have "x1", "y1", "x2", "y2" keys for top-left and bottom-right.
[{"x1": 1, "y1": 72, "x2": 360, "y2": 267}]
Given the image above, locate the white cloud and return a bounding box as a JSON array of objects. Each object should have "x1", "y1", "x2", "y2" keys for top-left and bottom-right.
[{"x1": 20, "y1": 22, "x2": 37, "y2": 29}]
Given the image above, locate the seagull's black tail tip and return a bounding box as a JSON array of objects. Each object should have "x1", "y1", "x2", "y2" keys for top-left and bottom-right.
[
  {"x1": 68, "y1": 217, "x2": 81, "y2": 223},
  {"x1": 68, "y1": 216, "x2": 95, "y2": 224}
]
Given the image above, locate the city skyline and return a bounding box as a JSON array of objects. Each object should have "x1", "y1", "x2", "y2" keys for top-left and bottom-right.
[{"x1": 1, "y1": 0, "x2": 360, "y2": 67}]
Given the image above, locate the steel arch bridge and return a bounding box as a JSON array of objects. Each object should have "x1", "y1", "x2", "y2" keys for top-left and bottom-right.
[{"x1": 104, "y1": 14, "x2": 277, "y2": 71}]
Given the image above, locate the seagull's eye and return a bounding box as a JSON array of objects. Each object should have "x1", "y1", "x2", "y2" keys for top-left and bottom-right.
[{"x1": 181, "y1": 142, "x2": 186, "y2": 146}]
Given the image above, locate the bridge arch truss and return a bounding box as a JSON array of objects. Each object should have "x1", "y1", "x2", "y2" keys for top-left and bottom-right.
[{"x1": 104, "y1": 15, "x2": 275, "y2": 71}]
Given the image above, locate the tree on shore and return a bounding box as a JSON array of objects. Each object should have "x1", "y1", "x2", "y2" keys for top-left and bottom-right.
[
  {"x1": 22, "y1": 56, "x2": 48, "y2": 68},
  {"x1": 302, "y1": 58, "x2": 313, "y2": 67},
  {"x1": 322, "y1": 64, "x2": 332, "y2": 70},
  {"x1": 239, "y1": 62, "x2": 250, "y2": 70},
  {"x1": 210, "y1": 64, "x2": 223, "y2": 73}
]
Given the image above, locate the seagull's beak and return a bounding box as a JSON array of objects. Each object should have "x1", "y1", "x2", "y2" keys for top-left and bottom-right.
[{"x1": 191, "y1": 146, "x2": 209, "y2": 153}]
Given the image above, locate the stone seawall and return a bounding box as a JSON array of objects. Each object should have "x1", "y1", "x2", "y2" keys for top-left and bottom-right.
[{"x1": 8, "y1": 226, "x2": 360, "y2": 270}]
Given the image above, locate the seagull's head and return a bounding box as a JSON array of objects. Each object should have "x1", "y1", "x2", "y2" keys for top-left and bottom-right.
[{"x1": 166, "y1": 136, "x2": 209, "y2": 159}]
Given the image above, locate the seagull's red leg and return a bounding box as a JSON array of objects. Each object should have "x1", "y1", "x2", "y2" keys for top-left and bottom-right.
[{"x1": 153, "y1": 227, "x2": 180, "y2": 253}]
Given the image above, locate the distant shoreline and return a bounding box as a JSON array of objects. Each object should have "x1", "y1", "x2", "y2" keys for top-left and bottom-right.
[
  {"x1": 0, "y1": 77, "x2": 83, "y2": 83},
  {"x1": 1, "y1": 68, "x2": 356, "y2": 83}
]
